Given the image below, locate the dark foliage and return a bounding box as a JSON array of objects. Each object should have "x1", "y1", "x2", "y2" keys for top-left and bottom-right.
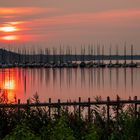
[{"x1": 0, "y1": 95, "x2": 140, "y2": 140}]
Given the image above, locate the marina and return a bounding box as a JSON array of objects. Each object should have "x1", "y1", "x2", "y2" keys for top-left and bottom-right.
[{"x1": 0, "y1": 45, "x2": 140, "y2": 69}]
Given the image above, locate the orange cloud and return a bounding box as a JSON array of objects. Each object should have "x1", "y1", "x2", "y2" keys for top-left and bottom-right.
[
  {"x1": 29, "y1": 9, "x2": 140, "y2": 26},
  {"x1": 0, "y1": 7, "x2": 58, "y2": 15},
  {"x1": 1, "y1": 35, "x2": 19, "y2": 41},
  {"x1": 1, "y1": 8, "x2": 139, "y2": 42},
  {"x1": 7, "y1": 21, "x2": 25, "y2": 25}
]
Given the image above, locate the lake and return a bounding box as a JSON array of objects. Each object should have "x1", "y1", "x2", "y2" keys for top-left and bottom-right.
[{"x1": 0, "y1": 68, "x2": 139, "y2": 103}]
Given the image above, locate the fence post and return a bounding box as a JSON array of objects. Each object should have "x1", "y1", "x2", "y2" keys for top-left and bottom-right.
[
  {"x1": 88, "y1": 98, "x2": 91, "y2": 122},
  {"x1": 138, "y1": 107, "x2": 140, "y2": 118},
  {"x1": 18, "y1": 99, "x2": 20, "y2": 121},
  {"x1": 107, "y1": 96, "x2": 110, "y2": 123},
  {"x1": 79, "y1": 97, "x2": 81, "y2": 119},
  {"x1": 27, "y1": 99, "x2": 30, "y2": 115},
  {"x1": 74, "y1": 101, "x2": 76, "y2": 117},
  {"x1": 134, "y1": 96, "x2": 137, "y2": 118},
  {"x1": 48, "y1": 98, "x2": 51, "y2": 117},
  {"x1": 65, "y1": 100, "x2": 69, "y2": 114},
  {"x1": 116, "y1": 96, "x2": 120, "y2": 119},
  {"x1": 58, "y1": 99, "x2": 61, "y2": 117}
]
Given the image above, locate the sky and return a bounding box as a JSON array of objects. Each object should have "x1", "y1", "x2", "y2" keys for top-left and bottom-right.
[{"x1": 0, "y1": 0, "x2": 140, "y2": 52}]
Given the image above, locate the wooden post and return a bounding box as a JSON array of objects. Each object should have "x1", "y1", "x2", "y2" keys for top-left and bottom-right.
[
  {"x1": 48, "y1": 98, "x2": 51, "y2": 117},
  {"x1": 138, "y1": 107, "x2": 140, "y2": 118},
  {"x1": 27, "y1": 99, "x2": 30, "y2": 115},
  {"x1": 107, "y1": 96, "x2": 110, "y2": 124},
  {"x1": 73, "y1": 101, "x2": 76, "y2": 117},
  {"x1": 18, "y1": 99, "x2": 20, "y2": 113},
  {"x1": 116, "y1": 96, "x2": 120, "y2": 119},
  {"x1": 79, "y1": 97, "x2": 81, "y2": 119},
  {"x1": 88, "y1": 98, "x2": 91, "y2": 122},
  {"x1": 107, "y1": 96, "x2": 110, "y2": 138},
  {"x1": 66, "y1": 100, "x2": 69, "y2": 114},
  {"x1": 134, "y1": 96, "x2": 137, "y2": 118},
  {"x1": 58, "y1": 99, "x2": 61, "y2": 117},
  {"x1": 18, "y1": 99, "x2": 20, "y2": 121}
]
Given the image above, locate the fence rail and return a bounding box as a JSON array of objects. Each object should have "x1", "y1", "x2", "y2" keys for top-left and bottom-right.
[{"x1": 0, "y1": 96, "x2": 139, "y2": 108}]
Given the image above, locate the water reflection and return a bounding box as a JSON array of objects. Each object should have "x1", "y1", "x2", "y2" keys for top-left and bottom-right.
[
  {"x1": 116, "y1": 68, "x2": 119, "y2": 91},
  {"x1": 109, "y1": 68, "x2": 112, "y2": 89},
  {"x1": 81, "y1": 69, "x2": 85, "y2": 88},
  {"x1": 131, "y1": 68, "x2": 134, "y2": 92},
  {"x1": 124, "y1": 68, "x2": 127, "y2": 92},
  {"x1": 0, "y1": 69, "x2": 17, "y2": 103},
  {"x1": 0, "y1": 68, "x2": 139, "y2": 102}
]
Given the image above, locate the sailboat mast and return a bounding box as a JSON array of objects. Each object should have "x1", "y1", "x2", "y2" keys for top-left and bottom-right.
[
  {"x1": 102, "y1": 45, "x2": 104, "y2": 64},
  {"x1": 124, "y1": 43, "x2": 126, "y2": 64},
  {"x1": 97, "y1": 44, "x2": 100, "y2": 64},
  {"x1": 109, "y1": 45, "x2": 112, "y2": 64},
  {"x1": 116, "y1": 45, "x2": 119, "y2": 64},
  {"x1": 131, "y1": 45, "x2": 133, "y2": 64}
]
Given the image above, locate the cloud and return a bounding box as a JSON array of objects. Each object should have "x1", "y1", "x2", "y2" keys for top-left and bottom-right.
[
  {"x1": 0, "y1": 7, "x2": 59, "y2": 24},
  {"x1": 21, "y1": 9, "x2": 140, "y2": 43},
  {"x1": 0, "y1": 7, "x2": 60, "y2": 34},
  {"x1": 0, "y1": 8, "x2": 140, "y2": 43},
  {"x1": 26, "y1": 9, "x2": 140, "y2": 30},
  {"x1": 0, "y1": 7, "x2": 58, "y2": 15}
]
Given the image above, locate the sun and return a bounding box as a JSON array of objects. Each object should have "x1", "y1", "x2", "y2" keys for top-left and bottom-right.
[
  {"x1": 0, "y1": 23, "x2": 20, "y2": 41},
  {"x1": 0, "y1": 26, "x2": 18, "y2": 32}
]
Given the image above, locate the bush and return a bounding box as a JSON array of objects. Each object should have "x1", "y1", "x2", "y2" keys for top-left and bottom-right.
[
  {"x1": 3, "y1": 123, "x2": 37, "y2": 140},
  {"x1": 0, "y1": 95, "x2": 140, "y2": 140},
  {"x1": 50, "y1": 117, "x2": 75, "y2": 140}
]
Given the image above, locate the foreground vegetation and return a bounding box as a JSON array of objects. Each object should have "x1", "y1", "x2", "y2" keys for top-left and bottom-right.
[{"x1": 0, "y1": 96, "x2": 140, "y2": 140}]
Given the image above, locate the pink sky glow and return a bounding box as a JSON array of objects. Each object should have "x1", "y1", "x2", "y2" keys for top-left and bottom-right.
[{"x1": 0, "y1": 0, "x2": 139, "y2": 50}]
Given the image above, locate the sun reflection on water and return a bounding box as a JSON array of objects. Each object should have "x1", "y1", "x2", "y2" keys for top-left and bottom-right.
[
  {"x1": 0, "y1": 71, "x2": 17, "y2": 103},
  {"x1": 4, "y1": 80, "x2": 15, "y2": 90}
]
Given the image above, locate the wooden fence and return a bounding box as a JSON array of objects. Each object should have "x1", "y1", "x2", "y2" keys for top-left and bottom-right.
[{"x1": 0, "y1": 96, "x2": 140, "y2": 122}]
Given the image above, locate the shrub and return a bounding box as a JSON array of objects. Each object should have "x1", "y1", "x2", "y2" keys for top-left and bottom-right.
[
  {"x1": 3, "y1": 123, "x2": 37, "y2": 140},
  {"x1": 50, "y1": 117, "x2": 76, "y2": 140}
]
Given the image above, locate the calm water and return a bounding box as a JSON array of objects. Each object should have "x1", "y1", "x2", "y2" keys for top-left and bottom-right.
[{"x1": 0, "y1": 68, "x2": 140, "y2": 103}]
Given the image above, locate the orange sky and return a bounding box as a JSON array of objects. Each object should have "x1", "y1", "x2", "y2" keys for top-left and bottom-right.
[{"x1": 0, "y1": 0, "x2": 140, "y2": 51}]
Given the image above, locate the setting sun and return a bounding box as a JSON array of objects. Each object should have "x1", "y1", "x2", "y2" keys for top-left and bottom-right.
[{"x1": 0, "y1": 26, "x2": 18, "y2": 32}]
